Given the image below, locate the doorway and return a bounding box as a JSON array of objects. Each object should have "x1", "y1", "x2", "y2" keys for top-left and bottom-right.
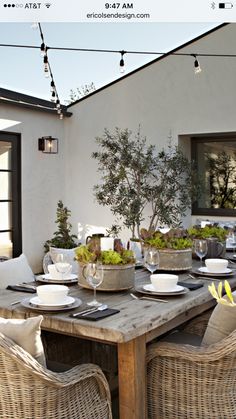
[{"x1": 0, "y1": 132, "x2": 22, "y2": 258}]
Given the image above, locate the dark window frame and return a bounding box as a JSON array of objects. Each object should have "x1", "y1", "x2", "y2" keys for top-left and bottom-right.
[
  {"x1": 191, "y1": 133, "x2": 236, "y2": 217},
  {"x1": 0, "y1": 131, "x2": 22, "y2": 257}
]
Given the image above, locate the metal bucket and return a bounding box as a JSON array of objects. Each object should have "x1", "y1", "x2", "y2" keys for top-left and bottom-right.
[
  {"x1": 158, "y1": 249, "x2": 192, "y2": 271},
  {"x1": 78, "y1": 263, "x2": 135, "y2": 291}
]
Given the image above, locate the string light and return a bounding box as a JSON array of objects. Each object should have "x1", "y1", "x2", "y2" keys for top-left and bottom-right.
[
  {"x1": 193, "y1": 54, "x2": 202, "y2": 74},
  {"x1": 119, "y1": 50, "x2": 126, "y2": 74},
  {"x1": 40, "y1": 42, "x2": 46, "y2": 57},
  {"x1": 43, "y1": 52, "x2": 49, "y2": 78},
  {"x1": 38, "y1": 23, "x2": 64, "y2": 120}
]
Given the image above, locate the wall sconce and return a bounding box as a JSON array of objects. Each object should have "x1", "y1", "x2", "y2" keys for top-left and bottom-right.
[{"x1": 38, "y1": 136, "x2": 58, "y2": 154}]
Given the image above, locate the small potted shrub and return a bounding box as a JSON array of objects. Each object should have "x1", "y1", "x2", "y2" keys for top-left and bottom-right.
[
  {"x1": 140, "y1": 228, "x2": 193, "y2": 271},
  {"x1": 75, "y1": 240, "x2": 135, "y2": 291}
]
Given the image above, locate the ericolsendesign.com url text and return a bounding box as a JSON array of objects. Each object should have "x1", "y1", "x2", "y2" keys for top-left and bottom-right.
[{"x1": 86, "y1": 12, "x2": 151, "y2": 20}]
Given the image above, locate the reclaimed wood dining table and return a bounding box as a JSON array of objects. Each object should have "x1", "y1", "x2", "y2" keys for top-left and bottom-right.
[{"x1": 1, "y1": 262, "x2": 236, "y2": 419}]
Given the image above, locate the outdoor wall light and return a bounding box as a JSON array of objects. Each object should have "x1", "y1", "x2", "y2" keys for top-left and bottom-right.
[{"x1": 38, "y1": 136, "x2": 58, "y2": 154}]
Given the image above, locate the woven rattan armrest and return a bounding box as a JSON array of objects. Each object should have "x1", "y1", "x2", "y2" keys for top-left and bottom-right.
[
  {"x1": 0, "y1": 332, "x2": 112, "y2": 419},
  {"x1": 147, "y1": 328, "x2": 236, "y2": 363}
]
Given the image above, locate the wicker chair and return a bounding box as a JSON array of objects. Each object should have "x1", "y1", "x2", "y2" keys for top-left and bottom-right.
[
  {"x1": 0, "y1": 332, "x2": 112, "y2": 419},
  {"x1": 147, "y1": 312, "x2": 236, "y2": 419}
]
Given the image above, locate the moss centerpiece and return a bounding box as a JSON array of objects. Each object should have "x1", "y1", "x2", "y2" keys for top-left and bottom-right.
[{"x1": 75, "y1": 240, "x2": 135, "y2": 291}]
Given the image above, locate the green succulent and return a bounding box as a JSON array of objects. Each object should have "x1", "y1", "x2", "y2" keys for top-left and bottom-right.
[
  {"x1": 142, "y1": 228, "x2": 192, "y2": 250},
  {"x1": 74, "y1": 245, "x2": 135, "y2": 265},
  {"x1": 188, "y1": 225, "x2": 228, "y2": 242}
]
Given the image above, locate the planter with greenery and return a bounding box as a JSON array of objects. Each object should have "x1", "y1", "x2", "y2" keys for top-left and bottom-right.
[
  {"x1": 92, "y1": 127, "x2": 197, "y2": 243},
  {"x1": 75, "y1": 241, "x2": 135, "y2": 291},
  {"x1": 188, "y1": 225, "x2": 228, "y2": 258},
  {"x1": 44, "y1": 200, "x2": 78, "y2": 252},
  {"x1": 140, "y1": 228, "x2": 193, "y2": 271}
]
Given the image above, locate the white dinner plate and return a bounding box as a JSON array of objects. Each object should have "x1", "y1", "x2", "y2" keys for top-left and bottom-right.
[
  {"x1": 199, "y1": 267, "x2": 232, "y2": 274},
  {"x1": 21, "y1": 297, "x2": 81, "y2": 312},
  {"x1": 135, "y1": 284, "x2": 188, "y2": 296},
  {"x1": 30, "y1": 296, "x2": 75, "y2": 308},
  {"x1": 143, "y1": 284, "x2": 185, "y2": 294},
  {"x1": 37, "y1": 274, "x2": 78, "y2": 284}
]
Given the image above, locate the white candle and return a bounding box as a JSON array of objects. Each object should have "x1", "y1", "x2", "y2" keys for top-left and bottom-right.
[{"x1": 100, "y1": 237, "x2": 114, "y2": 251}]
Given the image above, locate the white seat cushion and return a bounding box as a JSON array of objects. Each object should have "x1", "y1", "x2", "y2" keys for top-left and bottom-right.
[
  {"x1": 0, "y1": 315, "x2": 46, "y2": 366},
  {"x1": 0, "y1": 254, "x2": 35, "y2": 289}
]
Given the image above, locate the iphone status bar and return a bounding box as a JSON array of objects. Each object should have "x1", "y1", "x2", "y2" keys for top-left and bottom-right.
[{"x1": 0, "y1": 0, "x2": 235, "y2": 22}]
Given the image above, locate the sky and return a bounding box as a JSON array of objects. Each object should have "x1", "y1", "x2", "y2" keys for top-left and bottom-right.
[{"x1": 0, "y1": 22, "x2": 219, "y2": 104}]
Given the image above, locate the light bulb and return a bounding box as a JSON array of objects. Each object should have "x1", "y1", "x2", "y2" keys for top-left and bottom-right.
[
  {"x1": 120, "y1": 58, "x2": 125, "y2": 74},
  {"x1": 193, "y1": 56, "x2": 202, "y2": 74}
]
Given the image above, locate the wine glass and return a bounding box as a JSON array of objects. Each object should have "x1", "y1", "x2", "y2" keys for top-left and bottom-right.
[
  {"x1": 144, "y1": 249, "x2": 159, "y2": 275},
  {"x1": 85, "y1": 262, "x2": 104, "y2": 307},
  {"x1": 228, "y1": 231, "x2": 236, "y2": 256},
  {"x1": 194, "y1": 239, "x2": 208, "y2": 265},
  {"x1": 54, "y1": 253, "x2": 71, "y2": 280}
]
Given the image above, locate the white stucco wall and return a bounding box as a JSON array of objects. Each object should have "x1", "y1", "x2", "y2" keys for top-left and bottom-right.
[
  {"x1": 0, "y1": 105, "x2": 66, "y2": 272},
  {"x1": 64, "y1": 24, "x2": 236, "y2": 241},
  {"x1": 2, "y1": 24, "x2": 236, "y2": 270}
]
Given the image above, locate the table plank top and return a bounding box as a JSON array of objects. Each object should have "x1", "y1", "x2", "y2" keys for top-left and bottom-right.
[{"x1": 1, "y1": 263, "x2": 236, "y2": 344}]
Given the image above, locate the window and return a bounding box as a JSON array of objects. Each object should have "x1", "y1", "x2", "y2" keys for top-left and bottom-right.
[
  {"x1": 191, "y1": 135, "x2": 236, "y2": 216},
  {"x1": 0, "y1": 132, "x2": 22, "y2": 257}
]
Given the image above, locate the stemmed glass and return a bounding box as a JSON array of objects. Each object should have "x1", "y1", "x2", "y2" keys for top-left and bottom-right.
[
  {"x1": 194, "y1": 239, "x2": 208, "y2": 266},
  {"x1": 84, "y1": 262, "x2": 104, "y2": 307},
  {"x1": 54, "y1": 254, "x2": 71, "y2": 280},
  {"x1": 144, "y1": 249, "x2": 159, "y2": 275},
  {"x1": 228, "y1": 231, "x2": 236, "y2": 256}
]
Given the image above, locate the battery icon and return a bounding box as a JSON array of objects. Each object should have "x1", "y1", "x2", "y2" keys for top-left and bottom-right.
[{"x1": 219, "y1": 2, "x2": 233, "y2": 7}]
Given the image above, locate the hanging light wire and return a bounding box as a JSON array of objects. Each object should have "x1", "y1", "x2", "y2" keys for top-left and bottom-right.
[
  {"x1": 37, "y1": 23, "x2": 63, "y2": 119},
  {"x1": 1, "y1": 42, "x2": 236, "y2": 58}
]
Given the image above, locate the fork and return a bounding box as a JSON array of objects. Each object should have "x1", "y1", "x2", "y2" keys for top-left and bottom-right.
[{"x1": 130, "y1": 293, "x2": 168, "y2": 303}]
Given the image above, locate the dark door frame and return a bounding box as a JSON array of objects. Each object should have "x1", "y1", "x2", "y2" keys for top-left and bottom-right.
[{"x1": 0, "y1": 131, "x2": 22, "y2": 257}]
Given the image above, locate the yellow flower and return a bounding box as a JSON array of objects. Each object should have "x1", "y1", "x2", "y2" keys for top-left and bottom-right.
[{"x1": 208, "y1": 280, "x2": 236, "y2": 307}]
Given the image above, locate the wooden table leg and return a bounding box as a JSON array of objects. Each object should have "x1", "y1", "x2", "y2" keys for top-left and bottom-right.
[{"x1": 118, "y1": 335, "x2": 147, "y2": 419}]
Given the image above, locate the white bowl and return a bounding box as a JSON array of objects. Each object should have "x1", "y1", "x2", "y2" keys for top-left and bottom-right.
[
  {"x1": 37, "y1": 284, "x2": 69, "y2": 304},
  {"x1": 205, "y1": 258, "x2": 228, "y2": 273},
  {"x1": 150, "y1": 274, "x2": 178, "y2": 291}
]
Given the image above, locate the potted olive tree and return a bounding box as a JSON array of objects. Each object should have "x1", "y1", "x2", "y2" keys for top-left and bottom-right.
[{"x1": 92, "y1": 128, "x2": 195, "y2": 241}]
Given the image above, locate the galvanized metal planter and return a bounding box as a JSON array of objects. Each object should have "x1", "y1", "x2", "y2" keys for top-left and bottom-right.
[
  {"x1": 158, "y1": 249, "x2": 192, "y2": 271},
  {"x1": 78, "y1": 263, "x2": 135, "y2": 291}
]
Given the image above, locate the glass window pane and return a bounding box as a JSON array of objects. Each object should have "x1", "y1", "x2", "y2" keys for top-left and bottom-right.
[
  {"x1": 0, "y1": 232, "x2": 12, "y2": 258},
  {"x1": 0, "y1": 202, "x2": 12, "y2": 230},
  {"x1": 196, "y1": 139, "x2": 236, "y2": 210},
  {"x1": 0, "y1": 172, "x2": 12, "y2": 200},
  {"x1": 0, "y1": 141, "x2": 12, "y2": 170}
]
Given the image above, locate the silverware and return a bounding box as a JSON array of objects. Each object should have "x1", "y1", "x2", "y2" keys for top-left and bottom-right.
[
  {"x1": 11, "y1": 300, "x2": 22, "y2": 305},
  {"x1": 81, "y1": 304, "x2": 108, "y2": 316},
  {"x1": 17, "y1": 283, "x2": 36, "y2": 290},
  {"x1": 71, "y1": 307, "x2": 98, "y2": 317},
  {"x1": 130, "y1": 293, "x2": 168, "y2": 303},
  {"x1": 72, "y1": 304, "x2": 108, "y2": 318},
  {"x1": 188, "y1": 273, "x2": 220, "y2": 281}
]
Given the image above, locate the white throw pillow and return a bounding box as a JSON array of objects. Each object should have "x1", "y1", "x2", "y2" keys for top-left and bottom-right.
[
  {"x1": 202, "y1": 302, "x2": 236, "y2": 346},
  {"x1": 0, "y1": 315, "x2": 46, "y2": 366},
  {"x1": 49, "y1": 247, "x2": 79, "y2": 274},
  {"x1": 0, "y1": 254, "x2": 35, "y2": 289}
]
